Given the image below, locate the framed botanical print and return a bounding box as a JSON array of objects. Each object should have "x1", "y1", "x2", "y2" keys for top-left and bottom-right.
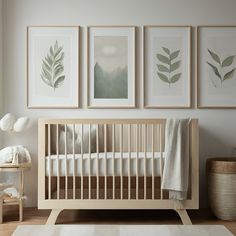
[
  {"x1": 197, "y1": 26, "x2": 236, "y2": 108},
  {"x1": 143, "y1": 26, "x2": 191, "y2": 108},
  {"x1": 87, "y1": 26, "x2": 135, "y2": 108},
  {"x1": 27, "y1": 26, "x2": 79, "y2": 108}
]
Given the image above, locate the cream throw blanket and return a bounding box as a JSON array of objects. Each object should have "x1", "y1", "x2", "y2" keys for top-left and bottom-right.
[{"x1": 161, "y1": 119, "x2": 190, "y2": 200}]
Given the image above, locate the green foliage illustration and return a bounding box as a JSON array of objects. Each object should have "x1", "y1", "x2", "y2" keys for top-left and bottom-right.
[
  {"x1": 156, "y1": 47, "x2": 181, "y2": 86},
  {"x1": 41, "y1": 41, "x2": 65, "y2": 90},
  {"x1": 207, "y1": 49, "x2": 236, "y2": 87}
]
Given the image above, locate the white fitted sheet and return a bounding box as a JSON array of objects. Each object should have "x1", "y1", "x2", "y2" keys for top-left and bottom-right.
[{"x1": 45, "y1": 152, "x2": 165, "y2": 177}]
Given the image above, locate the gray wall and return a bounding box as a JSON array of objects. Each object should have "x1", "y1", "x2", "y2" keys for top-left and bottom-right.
[{"x1": 2, "y1": 0, "x2": 236, "y2": 207}]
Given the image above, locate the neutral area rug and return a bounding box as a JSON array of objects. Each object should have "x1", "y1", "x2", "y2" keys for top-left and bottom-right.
[{"x1": 12, "y1": 225, "x2": 233, "y2": 236}]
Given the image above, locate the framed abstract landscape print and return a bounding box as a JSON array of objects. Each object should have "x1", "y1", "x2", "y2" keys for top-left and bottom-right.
[
  {"x1": 143, "y1": 26, "x2": 191, "y2": 108},
  {"x1": 87, "y1": 26, "x2": 135, "y2": 108},
  {"x1": 27, "y1": 26, "x2": 79, "y2": 108},
  {"x1": 197, "y1": 26, "x2": 236, "y2": 108}
]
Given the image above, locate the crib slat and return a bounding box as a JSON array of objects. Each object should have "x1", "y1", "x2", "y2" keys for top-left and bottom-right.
[
  {"x1": 96, "y1": 124, "x2": 99, "y2": 200},
  {"x1": 81, "y1": 124, "x2": 84, "y2": 200},
  {"x1": 112, "y1": 124, "x2": 115, "y2": 200},
  {"x1": 136, "y1": 124, "x2": 139, "y2": 200},
  {"x1": 89, "y1": 124, "x2": 91, "y2": 200},
  {"x1": 152, "y1": 124, "x2": 154, "y2": 200},
  {"x1": 120, "y1": 124, "x2": 123, "y2": 200},
  {"x1": 65, "y1": 125, "x2": 68, "y2": 200},
  {"x1": 160, "y1": 124, "x2": 163, "y2": 200},
  {"x1": 72, "y1": 124, "x2": 75, "y2": 199},
  {"x1": 56, "y1": 124, "x2": 60, "y2": 200},
  {"x1": 48, "y1": 124, "x2": 51, "y2": 200},
  {"x1": 144, "y1": 124, "x2": 147, "y2": 200},
  {"x1": 104, "y1": 124, "x2": 107, "y2": 200},
  {"x1": 128, "y1": 124, "x2": 131, "y2": 200}
]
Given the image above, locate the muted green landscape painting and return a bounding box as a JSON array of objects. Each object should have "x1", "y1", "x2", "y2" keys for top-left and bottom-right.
[
  {"x1": 94, "y1": 36, "x2": 128, "y2": 99},
  {"x1": 41, "y1": 40, "x2": 65, "y2": 91}
]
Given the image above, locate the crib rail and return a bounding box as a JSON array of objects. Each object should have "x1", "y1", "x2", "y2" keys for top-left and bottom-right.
[{"x1": 38, "y1": 119, "x2": 199, "y2": 210}]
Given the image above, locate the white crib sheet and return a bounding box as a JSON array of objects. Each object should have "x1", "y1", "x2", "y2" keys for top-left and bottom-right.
[{"x1": 45, "y1": 152, "x2": 165, "y2": 177}]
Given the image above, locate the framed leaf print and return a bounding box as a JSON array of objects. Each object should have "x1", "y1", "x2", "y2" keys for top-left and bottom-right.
[
  {"x1": 143, "y1": 26, "x2": 191, "y2": 108},
  {"x1": 87, "y1": 26, "x2": 135, "y2": 108},
  {"x1": 197, "y1": 26, "x2": 236, "y2": 108},
  {"x1": 27, "y1": 26, "x2": 79, "y2": 108}
]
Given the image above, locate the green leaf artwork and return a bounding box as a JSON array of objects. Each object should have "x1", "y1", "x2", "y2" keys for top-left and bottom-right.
[
  {"x1": 156, "y1": 47, "x2": 181, "y2": 86},
  {"x1": 207, "y1": 49, "x2": 236, "y2": 87},
  {"x1": 41, "y1": 41, "x2": 65, "y2": 91}
]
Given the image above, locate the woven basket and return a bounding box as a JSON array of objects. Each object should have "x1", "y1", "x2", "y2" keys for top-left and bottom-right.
[{"x1": 207, "y1": 158, "x2": 236, "y2": 220}]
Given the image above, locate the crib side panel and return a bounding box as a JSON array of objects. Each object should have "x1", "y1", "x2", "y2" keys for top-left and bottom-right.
[{"x1": 38, "y1": 118, "x2": 199, "y2": 210}]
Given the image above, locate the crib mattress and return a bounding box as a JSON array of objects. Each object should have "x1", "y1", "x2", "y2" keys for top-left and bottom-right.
[{"x1": 45, "y1": 152, "x2": 165, "y2": 177}]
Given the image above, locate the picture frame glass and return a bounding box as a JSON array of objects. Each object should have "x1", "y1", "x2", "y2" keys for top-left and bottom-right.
[
  {"x1": 27, "y1": 26, "x2": 79, "y2": 108},
  {"x1": 144, "y1": 26, "x2": 191, "y2": 108},
  {"x1": 198, "y1": 26, "x2": 236, "y2": 107},
  {"x1": 88, "y1": 26, "x2": 135, "y2": 108}
]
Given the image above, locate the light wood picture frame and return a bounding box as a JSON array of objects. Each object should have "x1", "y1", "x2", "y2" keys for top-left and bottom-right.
[
  {"x1": 197, "y1": 26, "x2": 236, "y2": 108},
  {"x1": 27, "y1": 26, "x2": 79, "y2": 109},
  {"x1": 143, "y1": 25, "x2": 191, "y2": 108},
  {"x1": 87, "y1": 26, "x2": 136, "y2": 108}
]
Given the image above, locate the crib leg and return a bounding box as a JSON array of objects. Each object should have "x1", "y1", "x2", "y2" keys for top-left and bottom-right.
[
  {"x1": 46, "y1": 209, "x2": 63, "y2": 225},
  {"x1": 175, "y1": 209, "x2": 192, "y2": 225}
]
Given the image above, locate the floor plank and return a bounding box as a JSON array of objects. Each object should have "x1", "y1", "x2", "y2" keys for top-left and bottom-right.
[{"x1": 0, "y1": 208, "x2": 235, "y2": 236}]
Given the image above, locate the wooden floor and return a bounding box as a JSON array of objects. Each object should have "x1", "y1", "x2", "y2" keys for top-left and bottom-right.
[{"x1": 0, "y1": 207, "x2": 235, "y2": 236}]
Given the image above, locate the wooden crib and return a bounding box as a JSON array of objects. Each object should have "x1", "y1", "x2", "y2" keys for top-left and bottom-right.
[{"x1": 38, "y1": 118, "x2": 199, "y2": 225}]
